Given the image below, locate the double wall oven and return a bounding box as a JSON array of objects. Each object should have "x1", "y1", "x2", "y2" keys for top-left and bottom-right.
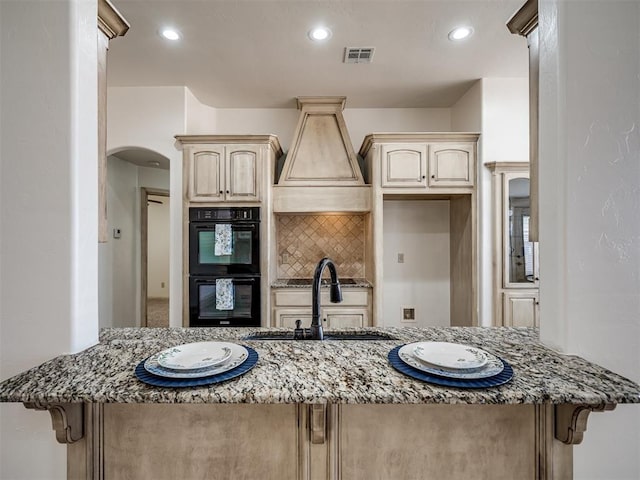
[{"x1": 188, "y1": 207, "x2": 260, "y2": 327}]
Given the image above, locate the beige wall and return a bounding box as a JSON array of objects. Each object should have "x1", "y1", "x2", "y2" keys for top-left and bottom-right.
[{"x1": 382, "y1": 200, "x2": 451, "y2": 327}]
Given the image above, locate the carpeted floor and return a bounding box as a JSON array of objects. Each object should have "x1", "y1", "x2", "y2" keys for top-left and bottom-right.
[{"x1": 146, "y1": 297, "x2": 169, "y2": 328}]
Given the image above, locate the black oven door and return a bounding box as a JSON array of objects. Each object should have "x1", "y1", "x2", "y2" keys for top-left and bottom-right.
[
  {"x1": 189, "y1": 275, "x2": 260, "y2": 327},
  {"x1": 189, "y1": 221, "x2": 259, "y2": 275}
]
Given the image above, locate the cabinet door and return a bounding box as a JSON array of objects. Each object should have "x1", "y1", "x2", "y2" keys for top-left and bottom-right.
[
  {"x1": 188, "y1": 146, "x2": 225, "y2": 202},
  {"x1": 503, "y1": 291, "x2": 538, "y2": 327},
  {"x1": 275, "y1": 309, "x2": 312, "y2": 329},
  {"x1": 226, "y1": 145, "x2": 260, "y2": 202},
  {"x1": 428, "y1": 143, "x2": 474, "y2": 187},
  {"x1": 325, "y1": 312, "x2": 365, "y2": 328},
  {"x1": 381, "y1": 144, "x2": 427, "y2": 188}
]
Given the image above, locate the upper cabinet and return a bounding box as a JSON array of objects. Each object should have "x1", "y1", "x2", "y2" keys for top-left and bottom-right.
[
  {"x1": 189, "y1": 146, "x2": 225, "y2": 202},
  {"x1": 380, "y1": 143, "x2": 428, "y2": 188},
  {"x1": 176, "y1": 136, "x2": 282, "y2": 204},
  {"x1": 428, "y1": 143, "x2": 475, "y2": 188},
  {"x1": 361, "y1": 133, "x2": 479, "y2": 192},
  {"x1": 187, "y1": 144, "x2": 260, "y2": 203}
]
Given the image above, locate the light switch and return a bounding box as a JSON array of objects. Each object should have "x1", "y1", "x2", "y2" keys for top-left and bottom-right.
[
  {"x1": 113, "y1": 228, "x2": 121, "y2": 239},
  {"x1": 397, "y1": 253, "x2": 404, "y2": 263}
]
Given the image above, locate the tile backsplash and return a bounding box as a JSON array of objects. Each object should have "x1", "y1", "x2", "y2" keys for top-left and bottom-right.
[{"x1": 277, "y1": 214, "x2": 366, "y2": 279}]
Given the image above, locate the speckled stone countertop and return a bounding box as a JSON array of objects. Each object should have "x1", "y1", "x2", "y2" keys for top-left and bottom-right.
[
  {"x1": 1, "y1": 327, "x2": 638, "y2": 406},
  {"x1": 271, "y1": 278, "x2": 372, "y2": 288}
]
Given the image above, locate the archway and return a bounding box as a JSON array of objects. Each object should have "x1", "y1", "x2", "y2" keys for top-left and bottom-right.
[{"x1": 99, "y1": 147, "x2": 170, "y2": 328}]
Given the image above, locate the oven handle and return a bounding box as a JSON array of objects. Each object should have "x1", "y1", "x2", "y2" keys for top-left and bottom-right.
[{"x1": 191, "y1": 222, "x2": 257, "y2": 228}]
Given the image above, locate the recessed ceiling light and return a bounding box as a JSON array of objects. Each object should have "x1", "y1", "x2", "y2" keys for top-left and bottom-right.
[
  {"x1": 308, "y1": 27, "x2": 332, "y2": 42},
  {"x1": 161, "y1": 28, "x2": 181, "y2": 41},
  {"x1": 448, "y1": 26, "x2": 473, "y2": 41}
]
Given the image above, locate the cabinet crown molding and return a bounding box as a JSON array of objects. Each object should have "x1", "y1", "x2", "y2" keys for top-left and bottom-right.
[
  {"x1": 174, "y1": 135, "x2": 283, "y2": 156},
  {"x1": 507, "y1": 0, "x2": 538, "y2": 37},
  {"x1": 358, "y1": 132, "x2": 480, "y2": 158},
  {"x1": 485, "y1": 161, "x2": 530, "y2": 173},
  {"x1": 98, "y1": 0, "x2": 129, "y2": 39}
]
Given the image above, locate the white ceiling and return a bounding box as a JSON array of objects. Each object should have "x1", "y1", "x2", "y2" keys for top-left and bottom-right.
[{"x1": 106, "y1": 0, "x2": 529, "y2": 109}]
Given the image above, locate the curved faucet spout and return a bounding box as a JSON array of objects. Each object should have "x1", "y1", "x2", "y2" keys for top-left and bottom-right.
[{"x1": 311, "y1": 257, "x2": 343, "y2": 340}]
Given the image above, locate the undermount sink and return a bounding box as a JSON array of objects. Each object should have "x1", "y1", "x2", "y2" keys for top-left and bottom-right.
[{"x1": 243, "y1": 331, "x2": 397, "y2": 341}]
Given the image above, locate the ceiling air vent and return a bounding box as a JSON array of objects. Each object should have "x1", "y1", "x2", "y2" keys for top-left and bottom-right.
[{"x1": 343, "y1": 47, "x2": 375, "y2": 64}]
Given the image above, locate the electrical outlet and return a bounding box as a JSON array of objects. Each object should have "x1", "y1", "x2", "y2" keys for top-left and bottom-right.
[
  {"x1": 397, "y1": 253, "x2": 404, "y2": 263},
  {"x1": 402, "y1": 307, "x2": 415, "y2": 322},
  {"x1": 282, "y1": 253, "x2": 289, "y2": 263}
]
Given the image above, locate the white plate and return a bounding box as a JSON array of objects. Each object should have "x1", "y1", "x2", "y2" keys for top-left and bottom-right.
[
  {"x1": 145, "y1": 343, "x2": 248, "y2": 379},
  {"x1": 156, "y1": 341, "x2": 234, "y2": 370},
  {"x1": 398, "y1": 344, "x2": 504, "y2": 380},
  {"x1": 412, "y1": 342, "x2": 488, "y2": 370}
]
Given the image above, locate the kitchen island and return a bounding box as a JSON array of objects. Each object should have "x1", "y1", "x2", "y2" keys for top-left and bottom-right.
[{"x1": 1, "y1": 327, "x2": 638, "y2": 479}]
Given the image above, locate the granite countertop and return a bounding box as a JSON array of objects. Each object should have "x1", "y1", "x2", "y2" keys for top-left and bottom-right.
[
  {"x1": 271, "y1": 278, "x2": 372, "y2": 288},
  {"x1": 1, "y1": 327, "x2": 638, "y2": 406}
]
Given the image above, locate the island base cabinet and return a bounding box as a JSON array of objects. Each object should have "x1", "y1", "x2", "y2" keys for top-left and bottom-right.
[
  {"x1": 67, "y1": 403, "x2": 573, "y2": 480},
  {"x1": 102, "y1": 404, "x2": 299, "y2": 480}
]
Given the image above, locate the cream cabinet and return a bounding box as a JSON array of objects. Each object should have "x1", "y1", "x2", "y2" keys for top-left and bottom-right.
[
  {"x1": 61, "y1": 403, "x2": 573, "y2": 480},
  {"x1": 185, "y1": 144, "x2": 261, "y2": 203},
  {"x1": 503, "y1": 291, "x2": 539, "y2": 327},
  {"x1": 359, "y1": 133, "x2": 479, "y2": 327},
  {"x1": 488, "y1": 162, "x2": 539, "y2": 327},
  {"x1": 272, "y1": 288, "x2": 371, "y2": 328},
  {"x1": 428, "y1": 143, "x2": 475, "y2": 187},
  {"x1": 380, "y1": 143, "x2": 428, "y2": 188},
  {"x1": 177, "y1": 136, "x2": 282, "y2": 207},
  {"x1": 369, "y1": 135, "x2": 477, "y2": 191}
]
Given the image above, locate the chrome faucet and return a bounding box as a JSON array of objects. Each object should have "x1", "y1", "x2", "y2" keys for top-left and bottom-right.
[{"x1": 293, "y1": 257, "x2": 343, "y2": 340}]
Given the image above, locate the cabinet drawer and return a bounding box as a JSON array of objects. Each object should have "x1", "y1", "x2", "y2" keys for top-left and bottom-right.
[
  {"x1": 277, "y1": 311, "x2": 312, "y2": 329},
  {"x1": 274, "y1": 289, "x2": 369, "y2": 307},
  {"x1": 275, "y1": 310, "x2": 367, "y2": 329},
  {"x1": 325, "y1": 313, "x2": 364, "y2": 328}
]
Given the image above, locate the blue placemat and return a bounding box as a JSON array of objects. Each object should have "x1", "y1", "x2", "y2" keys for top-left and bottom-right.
[
  {"x1": 135, "y1": 345, "x2": 258, "y2": 388},
  {"x1": 388, "y1": 345, "x2": 513, "y2": 388}
]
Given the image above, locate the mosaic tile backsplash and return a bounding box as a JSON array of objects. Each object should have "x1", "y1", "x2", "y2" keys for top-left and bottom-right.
[{"x1": 277, "y1": 214, "x2": 366, "y2": 279}]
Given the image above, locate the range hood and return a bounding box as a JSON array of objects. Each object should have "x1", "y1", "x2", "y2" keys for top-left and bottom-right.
[{"x1": 273, "y1": 96, "x2": 370, "y2": 213}]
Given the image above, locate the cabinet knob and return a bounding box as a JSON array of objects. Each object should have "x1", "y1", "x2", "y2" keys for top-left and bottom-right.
[
  {"x1": 323, "y1": 318, "x2": 327, "y2": 322},
  {"x1": 219, "y1": 190, "x2": 223, "y2": 194},
  {"x1": 421, "y1": 175, "x2": 426, "y2": 179},
  {"x1": 535, "y1": 277, "x2": 540, "y2": 281},
  {"x1": 431, "y1": 175, "x2": 435, "y2": 179},
  {"x1": 226, "y1": 190, "x2": 230, "y2": 194}
]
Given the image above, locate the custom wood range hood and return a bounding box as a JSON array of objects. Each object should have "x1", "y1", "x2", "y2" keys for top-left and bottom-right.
[{"x1": 273, "y1": 96, "x2": 371, "y2": 213}]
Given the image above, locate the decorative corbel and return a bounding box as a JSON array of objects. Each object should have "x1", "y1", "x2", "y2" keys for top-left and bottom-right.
[
  {"x1": 24, "y1": 402, "x2": 84, "y2": 444},
  {"x1": 555, "y1": 403, "x2": 616, "y2": 445}
]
